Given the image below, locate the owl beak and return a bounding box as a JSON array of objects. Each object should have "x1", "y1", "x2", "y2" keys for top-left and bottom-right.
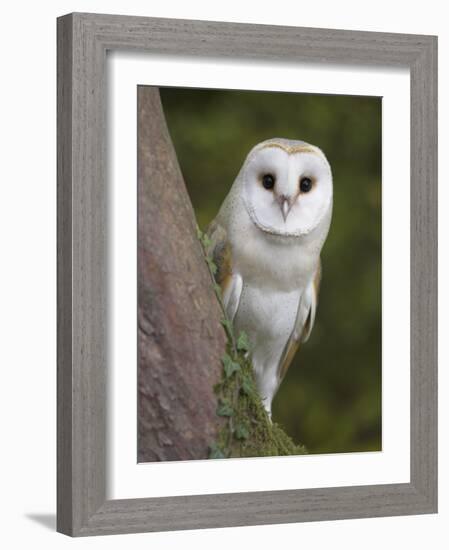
[{"x1": 280, "y1": 197, "x2": 292, "y2": 222}]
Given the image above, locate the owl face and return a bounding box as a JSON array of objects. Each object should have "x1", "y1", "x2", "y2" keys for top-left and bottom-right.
[{"x1": 241, "y1": 139, "x2": 333, "y2": 237}]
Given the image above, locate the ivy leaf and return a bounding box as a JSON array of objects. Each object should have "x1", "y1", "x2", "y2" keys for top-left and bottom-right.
[
  {"x1": 240, "y1": 376, "x2": 254, "y2": 396},
  {"x1": 220, "y1": 318, "x2": 234, "y2": 339},
  {"x1": 222, "y1": 353, "x2": 241, "y2": 378},
  {"x1": 209, "y1": 443, "x2": 226, "y2": 459},
  {"x1": 225, "y1": 361, "x2": 240, "y2": 379},
  {"x1": 234, "y1": 423, "x2": 249, "y2": 440},
  {"x1": 217, "y1": 400, "x2": 234, "y2": 417},
  {"x1": 196, "y1": 226, "x2": 204, "y2": 241},
  {"x1": 221, "y1": 352, "x2": 232, "y2": 365},
  {"x1": 202, "y1": 234, "x2": 212, "y2": 248},
  {"x1": 237, "y1": 331, "x2": 251, "y2": 352},
  {"x1": 206, "y1": 256, "x2": 217, "y2": 275}
]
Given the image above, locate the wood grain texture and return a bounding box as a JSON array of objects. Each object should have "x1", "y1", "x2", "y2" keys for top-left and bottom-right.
[
  {"x1": 57, "y1": 12, "x2": 438, "y2": 536},
  {"x1": 57, "y1": 14, "x2": 73, "y2": 536},
  {"x1": 137, "y1": 87, "x2": 226, "y2": 461},
  {"x1": 74, "y1": 483, "x2": 434, "y2": 536},
  {"x1": 409, "y1": 38, "x2": 438, "y2": 509}
]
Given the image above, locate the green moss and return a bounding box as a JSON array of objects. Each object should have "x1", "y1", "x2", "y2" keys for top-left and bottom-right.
[{"x1": 197, "y1": 227, "x2": 307, "y2": 459}]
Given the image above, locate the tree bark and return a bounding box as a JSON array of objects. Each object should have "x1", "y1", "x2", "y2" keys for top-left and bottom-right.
[{"x1": 137, "y1": 86, "x2": 226, "y2": 462}]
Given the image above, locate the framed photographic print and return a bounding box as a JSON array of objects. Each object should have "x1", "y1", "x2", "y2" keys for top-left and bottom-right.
[{"x1": 57, "y1": 13, "x2": 437, "y2": 536}]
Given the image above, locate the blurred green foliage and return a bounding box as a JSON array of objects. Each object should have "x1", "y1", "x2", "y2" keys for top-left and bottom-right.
[{"x1": 160, "y1": 88, "x2": 382, "y2": 454}]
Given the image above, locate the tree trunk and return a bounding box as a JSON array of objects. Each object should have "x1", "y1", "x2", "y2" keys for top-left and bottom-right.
[{"x1": 137, "y1": 86, "x2": 226, "y2": 462}]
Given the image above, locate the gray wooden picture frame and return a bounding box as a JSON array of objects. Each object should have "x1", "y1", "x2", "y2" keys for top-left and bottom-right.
[{"x1": 57, "y1": 12, "x2": 438, "y2": 537}]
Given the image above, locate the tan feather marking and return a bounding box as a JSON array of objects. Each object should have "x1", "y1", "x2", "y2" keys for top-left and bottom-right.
[
  {"x1": 278, "y1": 258, "x2": 322, "y2": 382},
  {"x1": 279, "y1": 339, "x2": 301, "y2": 382},
  {"x1": 314, "y1": 258, "x2": 322, "y2": 297},
  {"x1": 205, "y1": 219, "x2": 233, "y2": 292},
  {"x1": 219, "y1": 273, "x2": 232, "y2": 296},
  {"x1": 260, "y1": 142, "x2": 319, "y2": 156}
]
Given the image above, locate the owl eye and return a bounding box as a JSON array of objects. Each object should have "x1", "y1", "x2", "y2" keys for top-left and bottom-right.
[
  {"x1": 262, "y1": 174, "x2": 275, "y2": 190},
  {"x1": 300, "y1": 177, "x2": 313, "y2": 193}
]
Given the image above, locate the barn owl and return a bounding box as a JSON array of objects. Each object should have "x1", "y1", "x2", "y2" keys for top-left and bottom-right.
[{"x1": 206, "y1": 138, "x2": 333, "y2": 417}]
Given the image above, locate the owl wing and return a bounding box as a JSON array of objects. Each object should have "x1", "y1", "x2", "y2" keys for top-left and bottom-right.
[
  {"x1": 205, "y1": 218, "x2": 243, "y2": 323},
  {"x1": 278, "y1": 259, "x2": 322, "y2": 381}
]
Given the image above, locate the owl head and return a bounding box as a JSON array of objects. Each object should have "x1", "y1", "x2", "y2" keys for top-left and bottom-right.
[{"x1": 240, "y1": 138, "x2": 333, "y2": 237}]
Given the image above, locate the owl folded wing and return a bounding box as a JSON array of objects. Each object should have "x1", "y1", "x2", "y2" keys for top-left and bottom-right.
[
  {"x1": 205, "y1": 218, "x2": 243, "y2": 323},
  {"x1": 278, "y1": 259, "x2": 322, "y2": 381}
]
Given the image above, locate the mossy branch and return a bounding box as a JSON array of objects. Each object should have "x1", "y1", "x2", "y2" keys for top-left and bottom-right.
[{"x1": 197, "y1": 226, "x2": 307, "y2": 459}]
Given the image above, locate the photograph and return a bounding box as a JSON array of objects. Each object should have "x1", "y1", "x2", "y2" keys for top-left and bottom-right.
[
  {"x1": 51, "y1": 9, "x2": 437, "y2": 539},
  {"x1": 137, "y1": 86, "x2": 382, "y2": 462}
]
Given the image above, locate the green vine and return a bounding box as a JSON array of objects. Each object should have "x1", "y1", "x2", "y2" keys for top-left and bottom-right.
[{"x1": 197, "y1": 226, "x2": 307, "y2": 459}]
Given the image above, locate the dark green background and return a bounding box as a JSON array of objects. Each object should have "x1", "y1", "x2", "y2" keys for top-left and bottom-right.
[{"x1": 160, "y1": 87, "x2": 382, "y2": 454}]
